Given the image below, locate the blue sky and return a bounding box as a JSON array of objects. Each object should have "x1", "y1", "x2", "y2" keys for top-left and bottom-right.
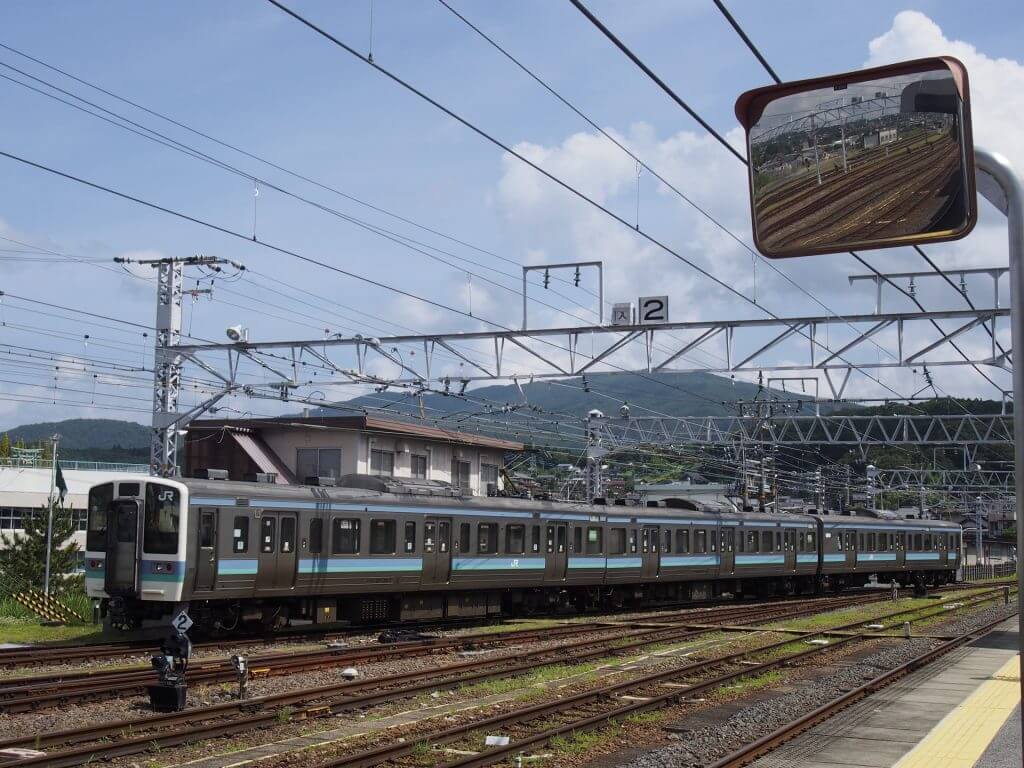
[{"x1": 1, "y1": 1, "x2": 1022, "y2": 430}]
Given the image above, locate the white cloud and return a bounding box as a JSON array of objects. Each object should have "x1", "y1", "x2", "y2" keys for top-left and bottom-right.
[{"x1": 866, "y1": 11, "x2": 1024, "y2": 173}]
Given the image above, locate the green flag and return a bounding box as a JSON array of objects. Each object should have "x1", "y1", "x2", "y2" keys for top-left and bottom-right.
[{"x1": 55, "y1": 461, "x2": 68, "y2": 504}]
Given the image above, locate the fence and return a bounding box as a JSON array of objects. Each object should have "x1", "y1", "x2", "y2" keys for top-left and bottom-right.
[
  {"x1": 960, "y1": 562, "x2": 1017, "y2": 582},
  {"x1": 0, "y1": 458, "x2": 148, "y2": 473}
]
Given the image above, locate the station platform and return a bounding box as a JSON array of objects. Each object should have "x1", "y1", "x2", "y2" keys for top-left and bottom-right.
[{"x1": 749, "y1": 618, "x2": 1021, "y2": 768}]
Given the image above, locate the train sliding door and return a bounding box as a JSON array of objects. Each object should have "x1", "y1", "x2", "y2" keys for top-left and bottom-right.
[
  {"x1": 105, "y1": 499, "x2": 140, "y2": 595},
  {"x1": 256, "y1": 512, "x2": 298, "y2": 590},
  {"x1": 641, "y1": 525, "x2": 661, "y2": 578},
  {"x1": 545, "y1": 523, "x2": 568, "y2": 580},
  {"x1": 422, "y1": 518, "x2": 452, "y2": 585},
  {"x1": 195, "y1": 509, "x2": 217, "y2": 592}
]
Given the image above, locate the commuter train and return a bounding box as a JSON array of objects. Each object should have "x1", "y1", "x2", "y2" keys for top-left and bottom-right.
[{"x1": 85, "y1": 474, "x2": 961, "y2": 632}]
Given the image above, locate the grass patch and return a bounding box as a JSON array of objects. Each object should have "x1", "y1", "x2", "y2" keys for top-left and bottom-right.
[
  {"x1": 0, "y1": 616, "x2": 104, "y2": 644},
  {"x1": 548, "y1": 728, "x2": 607, "y2": 757},
  {"x1": 725, "y1": 669, "x2": 784, "y2": 695},
  {"x1": 459, "y1": 660, "x2": 608, "y2": 698},
  {"x1": 467, "y1": 619, "x2": 567, "y2": 635}
]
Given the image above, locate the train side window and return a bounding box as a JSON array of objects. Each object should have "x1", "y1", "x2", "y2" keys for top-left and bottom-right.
[
  {"x1": 87, "y1": 483, "x2": 113, "y2": 551},
  {"x1": 663, "y1": 529, "x2": 672, "y2": 553},
  {"x1": 459, "y1": 523, "x2": 470, "y2": 553},
  {"x1": 914, "y1": 533, "x2": 923, "y2": 551},
  {"x1": 762, "y1": 531, "x2": 772, "y2": 552},
  {"x1": 233, "y1": 516, "x2": 249, "y2": 553},
  {"x1": 546, "y1": 525, "x2": 555, "y2": 553},
  {"x1": 641, "y1": 528, "x2": 650, "y2": 553},
  {"x1": 424, "y1": 522, "x2": 436, "y2": 554},
  {"x1": 736, "y1": 530, "x2": 745, "y2": 553},
  {"x1": 747, "y1": 530, "x2": 758, "y2": 552},
  {"x1": 531, "y1": 525, "x2": 540, "y2": 553},
  {"x1": 587, "y1": 527, "x2": 603, "y2": 555},
  {"x1": 798, "y1": 532, "x2": 806, "y2": 551},
  {"x1": 924, "y1": 533, "x2": 932, "y2": 550},
  {"x1": 280, "y1": 517, "x2": 296, "y2": 554},
  {"x1": 573, "y1": 526, "x2": 583, "y2": 554},
  {"x1": 438, "y1": 521, "x2": 450, "y2": 553},
  {"x1": 404, "y1": 521, "x2": 416, "y2": 553},
  {"x1": 370, "y1": 520, "x2": 396, "y2": 554},
  {"x1": 260, "y1": 516, "x2": 276, "y2": 554},
  {"x1": 677, "y1": 529, "x2": 689, "y2": 554},
  {"x1": 857, "y1": 532, "x2": 864, "y2": 550},
  {"x1": 694, "y1": 529, "x2": 707, "y2": 554},
  {"x1": 557, "y1": 525, "x2": 567, "y2": 554},
  {"x1": 806, "y1": 531, "x2": 816, "y2": 550},
  {"x1": 332, "y1": 518, "x2": 360, "y2": 554},
  {"x1": 609, "y1": 528, "x2": 626, "y2": 555},
  {"x1": 775, "y1": 531, "x2": 782, "y2": 552},
  {"x1": 199, "y1": 511, "x2": 215, "y2": 549},
  {"x1": 506, "y1": 524, "x2": 526, "y2": 555},
  {"x1": 308, "y1": 518, "x2": 323, "y2": 554},
  {"x1": 628, "y1": 529, "x2": 637, "y2": 554},
  {"x1": 478, "y1": 523, "x2": 498, "y2": 554}
]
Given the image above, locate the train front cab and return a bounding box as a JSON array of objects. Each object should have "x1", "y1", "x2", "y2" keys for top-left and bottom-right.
[{"x1": 85, "y1": 477, "x2": 187, "y2": 628}]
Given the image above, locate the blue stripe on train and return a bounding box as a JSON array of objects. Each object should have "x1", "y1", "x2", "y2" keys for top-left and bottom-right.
[
  {"x1": 906, "y1": 552, "x2": 941, "y2": 561},
  {"x1": 856, "y1": 553, "x2": 898, "y2": 562},
  {"x1": 735, "y1": 554, "x2": 785, "y2": 565},
  {"x1": 662, "y1": 555, "x2": 719, "y2": 567},
  {"x1": 605, "y1": 558, "x2": 643, "y2": 569},
  {"x1": 452, "y1": 557, "x2": 545, "y2": 571},
  {"x1": 299, "y1": 557, "x2": 423, "y2": 573},
  {"x1": 218, "y1": 559, "x2": 259, "y2": 575}
]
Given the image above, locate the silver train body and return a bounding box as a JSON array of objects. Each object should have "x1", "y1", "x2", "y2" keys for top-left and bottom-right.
[{"x1": 84, "y1": 475, "x2": 962, "y2": 632}]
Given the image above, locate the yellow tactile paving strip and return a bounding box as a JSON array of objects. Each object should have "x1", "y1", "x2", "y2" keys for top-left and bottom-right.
[{"x1": 893, "y1": 654, "x2": 1020, "y2": 768}]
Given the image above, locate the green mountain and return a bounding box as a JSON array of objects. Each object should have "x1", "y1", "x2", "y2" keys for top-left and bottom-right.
[
  {"x1": 322, "y1": 371, "x2": 829, "y2": 444},
  {"x1": 1, "y1": 419, "x2": 150, "y2": 463}
]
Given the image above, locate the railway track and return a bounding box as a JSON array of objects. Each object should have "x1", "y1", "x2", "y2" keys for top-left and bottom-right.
[
  {"x1": 0, "y1": 594, "x2": 878, "y2": 712},
  {"x1": 0, "y1": 587, "x2": 1007, "y2": 767},
  {"x1": 0, "y1": 592, "x2": 897, "y2": 765},
  {"x1": 337, "y1": 587, "x2": 1014, "y2": 768}
]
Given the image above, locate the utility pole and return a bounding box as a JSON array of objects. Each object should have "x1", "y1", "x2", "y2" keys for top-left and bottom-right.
[
  {"x1": 584, "y1": 409, "x2": 606, "y2": 502},
  {"x1": 116, "y1": 255, "x2": 243, "y2": 477},
  {"x1": 43, "y1": 433, "x2": 59, "y2": 595}
]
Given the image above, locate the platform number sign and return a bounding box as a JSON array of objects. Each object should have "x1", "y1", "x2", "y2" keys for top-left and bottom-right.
[
  {"x1": 638, "y1": 296, "x2": 669, "y2": 325},
  {"x1": 171, "y1": 610, "x2": 194, "y2": 634}
]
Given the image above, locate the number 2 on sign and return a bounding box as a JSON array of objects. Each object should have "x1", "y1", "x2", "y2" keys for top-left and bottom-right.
[{"x1": 638, "y1": 296, "x2": 668, "y2": 324}]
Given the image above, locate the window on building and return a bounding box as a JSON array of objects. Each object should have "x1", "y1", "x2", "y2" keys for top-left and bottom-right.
[
  {"x1": 296, "y1": 448, "x2": 341, "y2": 482},
  {"x1": 411, "y1": 454, "x2": 428, "y2": 479},
  {"x1": 451, "y1": 459, "x2": 472, "y2": 491},
  {"x1": 0, "y1": 507, "x2": 24, "y2": 531},
  {"x1": 506, "y1": 524, "x2": 525, "y2": 554},
  {"x1": 481, "y1": 463, "x2": 499, "y2": 492},
  {"x1": 404, "y1": 521, "x2": 416, "y2": 553},
  {"x1": 587, "y1": 527, "x2": 603, "y2": 555},
  {"x1": 232, "y1": 516, "x2": 249, "y2": 553},
  {"x1": 478, "y1": 523, "x2": 498, "y2": 554},
  {"x1": 71, "y1": 508, "x2": 88, "y2": 531},
  {"x1": 609, "y1": 528, "x2": 627, "y2": 555},
  {"x1": 676, "y1": 529, "x2": 690, "y2": 554},
  {"x1": 309, "y1": 518, "x2": 323, "y2": 554},
  {"x1": 370, "y1": 449, "x2": 395, "y2": 477},
  {"x1": 370, "y1": 519, "x2": 396, "y2": 554},
  {"x1": 332, "y1": 518, "x2": 360, "y2": 554}
]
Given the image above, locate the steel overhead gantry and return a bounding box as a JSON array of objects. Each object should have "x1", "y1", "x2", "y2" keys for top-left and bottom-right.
[
  {"x1": 588, "y1": 413, "x2": 1014, "y2": 448},
  {"x1": 170, "y1": 306, "x2": 1010, "y2": 394},
  {"x1": 872, "y1": 467, "x2": 1015, "y2": 492}
]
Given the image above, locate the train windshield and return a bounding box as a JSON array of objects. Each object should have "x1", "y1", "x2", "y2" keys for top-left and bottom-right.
[
  {"x1": 87, "y1": 483, "x2": 113, "y2": 551},
  {"x1": 144, "y1": 482, "x2": 181, "y2": 555}
]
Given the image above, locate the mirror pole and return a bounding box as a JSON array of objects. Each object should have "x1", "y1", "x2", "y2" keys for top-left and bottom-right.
[{"x1": 975, "y1": 147, "x2": 1024, "y2": 755}]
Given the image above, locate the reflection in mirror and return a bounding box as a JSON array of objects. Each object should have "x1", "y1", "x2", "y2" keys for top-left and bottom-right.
[{"x1": 748, "y1": 64, "x2": 971, "y2": 256}]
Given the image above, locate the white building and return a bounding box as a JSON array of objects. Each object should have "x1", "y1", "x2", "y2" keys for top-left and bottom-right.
[{"x1": 0, "y1": 460, "x2": 148, "y2": 556}]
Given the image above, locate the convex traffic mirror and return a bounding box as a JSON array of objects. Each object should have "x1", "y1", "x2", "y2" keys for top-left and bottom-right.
[{"x1": 735, "y1": 57, "x2": 977, "y2": 258}]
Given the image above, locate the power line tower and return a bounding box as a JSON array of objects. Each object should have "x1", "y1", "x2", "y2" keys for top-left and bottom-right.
[{"x1": 116, "y1": 255, "x2": 243, "y2": 477}]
